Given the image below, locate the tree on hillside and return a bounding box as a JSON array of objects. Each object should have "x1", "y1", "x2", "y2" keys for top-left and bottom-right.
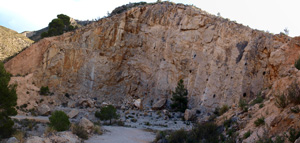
[
  {"x1": 41, "y1": 14, "x2": 75, "y2": 38},
  {"x1": 0, "y1": 62, "x2": 17, "y2": 139},
  {"x1": 171, "y1": 79, "x2": 188, "y2": 113}
]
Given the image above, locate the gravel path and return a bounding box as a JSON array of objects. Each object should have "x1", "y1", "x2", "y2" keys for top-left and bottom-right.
[
  {"x1": 12, "y1": 115, "x2": 50, "y2": 122},
  {"x1": 86, "y1": 126, "x2": 156, "y2": 143}
]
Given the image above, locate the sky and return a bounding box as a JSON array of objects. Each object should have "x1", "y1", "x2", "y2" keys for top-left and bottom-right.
[{"x1": 0, "y1": 0, "x2": 299, "y2": 37}]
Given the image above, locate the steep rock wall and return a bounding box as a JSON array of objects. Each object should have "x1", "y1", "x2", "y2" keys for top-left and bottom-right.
[{"x1": 5, "y1": 3, "x2": 300, "y2": 112}]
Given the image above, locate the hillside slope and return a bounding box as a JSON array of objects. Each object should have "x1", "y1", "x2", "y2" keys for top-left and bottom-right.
[
  {"x1": 0, "y1": 26, "x2": 33, "y2": 61},
  {"x1": 4, "y1": 2, "x2": 300, "y2": 114}
]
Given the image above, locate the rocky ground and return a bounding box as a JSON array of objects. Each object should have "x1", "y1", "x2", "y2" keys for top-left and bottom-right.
[{"x1": 6, "y1": 107, "x2": 190, "y2": 143}]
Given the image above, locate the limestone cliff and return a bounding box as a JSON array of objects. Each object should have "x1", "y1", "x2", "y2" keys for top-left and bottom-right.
[
  {"x1": 4, "y1": 2, "x2": 300, "y2": 115},
  {"x1": 0, "y1": 26, "x2": 33, "y2": 61}
]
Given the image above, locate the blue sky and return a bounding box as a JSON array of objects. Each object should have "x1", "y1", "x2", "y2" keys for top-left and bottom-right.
[{"x1": 0, "y1": 0, "x2": 300, "y2": 37}]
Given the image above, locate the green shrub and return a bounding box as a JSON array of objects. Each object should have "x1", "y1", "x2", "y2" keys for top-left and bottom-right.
[
  {"x1": 20, "y1": 103, "x2": 28, "y2": 108},
  {"x1": 71, "y1": 124, "x2": 88, "y2": 140},
  {"x1": 219, "y1": 105, "x2": 229, "y2": 116},
  {"x1": 274, "y1": 136, "x2": 285, "y2": 143},
  {"x1": 154, "y1": 131, "x2": 168, "y2": 143},
  {"x1": 0, "y1": 62, "x2": 17, "y2": 139},
  {"x1": 275, "y1": 94, "x2": 288, "y2": 108},
  {"x1": 214, "y1": 105, "x2": 229, "y2": 116},
  {"x1": 223, "y1": 118, "x2": 233, "y2": 129},
  {"x1": 117, "y1": 120, "x2": 125, "y2": 126},
  {"x1": 287, "y1": 81, "x2": 300, "y2": 105},
  {"x1": 168, "y1": 129, "x2": 187, "y2": 143},
  {"x1": 49, "y1": 111, "x2": 70, "y2": 131},
  {"x1": 40, "y1": 86, "x2": 50, "y2": 95},
  {"x1": 243, "y1": 130, "x2": 251, "y2": 139},
  {"x1": 295, "y1": 57, "x2": 300, "y2": 70},
  {"x1": 250, "y1": 94, "x2": 264, "y2": 106},
  {"x1": 259, "y1": 104, "x2": 264, "y2": 108},
  {"x1": 155, "y1": 122, "x2": 220, "y2": 143},
  {"x1": 254, "y1": 117, "x2": 265, "y2": 127},
  {"x1": 188, "y1": 122, "x2": 220, "y2": 143},
  {"x1": 288, "y1": 128, "x2": 300, "y2": 142},
  {"x1": 239, "y1": 98, "x2": 248, "y2": 112},
  {"x1": 171, "y1": 79, "x2": 188, "y2": 113},
  {"x1": 291, "y1": 106, "x2": 300, "y2": 113},
  {"x1": 95, "y1": 105, "x2": 118, "y2": 124}
]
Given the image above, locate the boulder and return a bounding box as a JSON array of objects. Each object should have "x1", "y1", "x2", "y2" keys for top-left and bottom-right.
[
  {"x1": 67, "y1": 109, "x2": 79, "y2": 118},
  {"x1": 162, "y1": 109, "x2": 169, "y2": 116},
  {"x1": 121, "y1": 105, "x2": 126, "y2": 110},
  {"x1": 295, "y1": 137, "x2": 300, "y2": 143},
  {"x1": 184, "y1": 109, "x2": 197, "y2": 121},
  {"x1": 152, "y1": 98, "x2": 166, "y2": 110},
  {"x1": 134, "y1": 99, "x2": 142, "y2": 109},
  {"x1": 270, "y1": 115, "x2": 282, "y2": 127},
  {"x1": 78, "y1": 98, "x2": 95, "y2": 108},
  {"x1": 79, "y1": 117, "x2": 94, "y2": 134},
  {"x1": 38, "y1": 104, "x2": 51, "y2": 116},
  {"x1": 67, "y1": 101, "x2": 76, "y2": 108},
  {"x1": 7, "y1": 137, "x2": 18, "y2": 143},
  {"x1": 101, "y1": 102, "x2": 109, "y2": 107},
  {"x1": 49, "y1": 131, "x2": 80, "y2": 143},
  {"x1": 25, "y1": 136, "x2": 51, "y2": 143}
]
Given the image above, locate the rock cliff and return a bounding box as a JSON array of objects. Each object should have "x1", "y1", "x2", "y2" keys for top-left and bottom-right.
[{"x1": 4, "y1": 2, "x2": 300, "y2": 115}]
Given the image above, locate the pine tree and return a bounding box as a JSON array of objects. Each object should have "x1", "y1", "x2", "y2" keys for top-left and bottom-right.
[
  {"x1": 171, "y1": 79, "x2": 188, "y2": 112},
  {"x1": 95, "y1": 105, "x2": 118, "y2": 125},
  {"x1": 0, "y1": 62, "x2": 17, "y2": 139}
]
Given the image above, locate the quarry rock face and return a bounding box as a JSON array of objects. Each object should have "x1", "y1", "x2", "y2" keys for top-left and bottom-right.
[{"x1": 4, "y1": 2, "x2": 300, "y2": 114}]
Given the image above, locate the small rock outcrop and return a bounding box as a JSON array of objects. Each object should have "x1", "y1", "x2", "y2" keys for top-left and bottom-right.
[
  {"x1": 79, "y1": 117, "x2": 94, "y2": 134},
  {"x1": 38, "y1": 104, "x2": 51, "y2": 116},
  {"x1": 68, "y1": 109, "x2": 79, "y2": 118},
  {"x1": 25, "y1": 132, "x2": 80, "y2": 143},
  {"x1": 184, "y1": 109, "x2": 197, "y2": 121},
  {"x1": 7, "y1": 137, "x2": 18, "y2": 143},
  {"x1": 152, "y1": 98, "x2": 166, "y2": 110},
  {"x1": 25, "y1": 136, "x2": 50, "y2": 143},
  {"x1": 134, "y1": 99, "x2": 142, "y2": 109},
  {"x1": 78, "y1": 98, "x2": 95, "y2": 108},
  {"x1": 48, "y1": 131, "x2": 80, "y2": 143}
]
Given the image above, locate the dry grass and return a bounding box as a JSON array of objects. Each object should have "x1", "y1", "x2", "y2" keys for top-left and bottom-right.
[
  {"x1": 94, "y1": 125, "x2": 103, "y2": 135},
  {"x1": 12, "y1": 130, "x2": 25, "y2": 143},
  {"x1": 44, "y1": 126, "x2": 56, "y2": 136}
]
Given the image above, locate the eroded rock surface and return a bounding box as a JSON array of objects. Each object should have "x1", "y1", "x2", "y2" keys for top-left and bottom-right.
[{"x1": 4, "y1": 2, "x2": 300, "y2": 115}]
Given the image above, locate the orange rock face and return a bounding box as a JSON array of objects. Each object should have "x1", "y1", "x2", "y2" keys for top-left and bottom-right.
[{"x1": 4, "y1": 3, "x2": 300, "y2": 112}]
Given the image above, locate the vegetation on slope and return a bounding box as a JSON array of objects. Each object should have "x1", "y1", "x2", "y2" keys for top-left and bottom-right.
[
  {"x1": 0, "y1": 26, "x2": 33, "y2": 61},
  {"x1": 41, "y1": 14, "x2": 76, "y2": 38}
]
